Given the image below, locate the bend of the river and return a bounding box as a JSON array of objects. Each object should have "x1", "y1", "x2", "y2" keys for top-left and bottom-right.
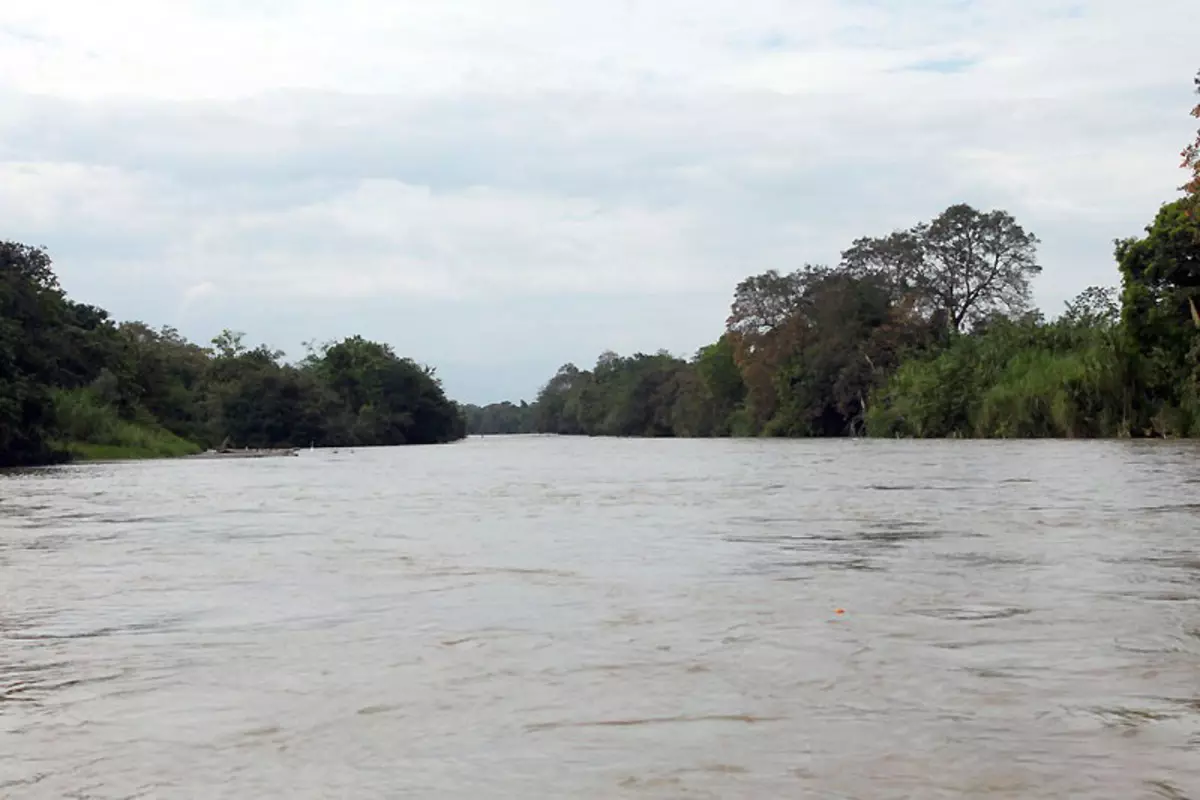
[{"x1": 2, "y1": 437, "x2": 1198, "y2": 798}]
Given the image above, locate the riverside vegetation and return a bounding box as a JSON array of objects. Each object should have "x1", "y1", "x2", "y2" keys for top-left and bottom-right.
[
  {"x1": 468, "y1": 71, "x2": 1200, "y2": 440},
  {"x1": 6, "y1": 73, "x2": 1199, "y2": 464},
  {"x1": 0, "y1": 247, "x2": 466, "y2": 467}
]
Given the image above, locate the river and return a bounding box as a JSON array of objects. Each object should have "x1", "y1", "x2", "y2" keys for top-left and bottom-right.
[{"x1": 2, "y1": 437, "x2": 1198, "y2": 798}]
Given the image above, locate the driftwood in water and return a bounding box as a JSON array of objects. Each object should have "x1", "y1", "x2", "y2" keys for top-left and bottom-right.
[{"x1": 186, "y1": 447, "x2": 300, "y2": 460}]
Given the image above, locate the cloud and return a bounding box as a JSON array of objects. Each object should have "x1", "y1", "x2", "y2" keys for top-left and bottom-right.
[
  {"x1": 180, "y1": 280, "x2": 217, "y2": 314},
  {"x1": 0, "y1": 0, "x2": 1196, "y2": 401}
]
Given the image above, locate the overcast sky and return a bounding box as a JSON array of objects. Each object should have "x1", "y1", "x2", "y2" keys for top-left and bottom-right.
[{"x1": 1, "y1": 1, "x2": 1196, "y2": 403}]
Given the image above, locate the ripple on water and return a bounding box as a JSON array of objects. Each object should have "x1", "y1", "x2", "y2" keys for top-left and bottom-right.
[
  {"x1": 525, "y1": 714, "x2": 783, "y2": 732},
  {"x1": 3, "y1": 615, "x2": 187, "y2": 642},
  {"x1": 1139, "y1": 503, "x2": 1200, "y2": 515},
  {"x1": 2, "y1": 439, "x2": 1200, "y2": 797},
  {"x1": 940, "y1": 552, "x2": 1040, "y2": 568},
  {"x1": 912, "y1": 606, "x2": 1033, "y2": 622}
]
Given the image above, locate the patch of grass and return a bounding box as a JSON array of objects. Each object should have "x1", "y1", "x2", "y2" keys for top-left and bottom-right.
[
  {"x1": 52, "y1": 388, "x2": 203, "y2": 462},
  {"x1": 63, "y1": 435, "x2": 202, "y2": 462}
]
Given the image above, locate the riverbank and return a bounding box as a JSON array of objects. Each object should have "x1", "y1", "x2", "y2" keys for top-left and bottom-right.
[
  {"x1": 52, "y1": 389, "x2": 206, "y2": 462},
  {"x1": 63, "y1": 442, "x2": 301, "y2": 463},
  {"x1": 60, "y1": 432, "x2": 204, "y2": 462}
]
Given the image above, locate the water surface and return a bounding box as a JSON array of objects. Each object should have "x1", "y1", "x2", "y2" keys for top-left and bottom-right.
[{"x1": 2, "y1": 438, "x2": 1199, "y2": 798}]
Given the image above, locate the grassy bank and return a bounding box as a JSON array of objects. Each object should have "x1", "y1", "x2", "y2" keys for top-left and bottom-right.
[
  {"x1": 53, "y1": 388, "x2": 204, "y2": 462},
  {"x1": 61, "y1": 435, "x2": 202, "y2": 462}
]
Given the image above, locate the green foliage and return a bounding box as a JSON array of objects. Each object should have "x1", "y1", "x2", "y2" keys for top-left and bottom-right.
[
  {"x1": 1116, "y1": 198, "x2": 1200, "y2": 435},
  {"x1": 1, "y1": 242, "x2": 68, "y2": 465},
  {"x1": 517, "y1": 83, "x2": 1200, "y2": 442},
  {"x1": 530, "y1": 264, "x2": 938, "y2": 440},
  {"x1": 0, "y1": 241, "x2": 466, "y2": 466},
  {"x1": 766, "y1": 270, "x2": 925, "y2": 436},
  {"x1": 531, "y1": 350, "x2": 729, "y2": 438},
  {"x1": 52, "y1": 387, "x2": 203, "y2": 460},
  {"x1": 5, "y1": 73, "x2": 1198, "y2": 453},
  {"x1": 864, "y1": 311, "x2": 1123, "y2": 438},
  {"x1": 518, "y1": 146, "x2": 1199, "y2": 440},
  {"x1": 859, "y1": 197, "x2": 1199, "y2": 440},
  {"x1": 689, "y1": 336, "x2": 746, "y2": 436},
  {"x1": 463, "y1": 401, "x2": 536, "y2": 435},
  {"x1": 865, "y1": 309, "x2": 1130, "y2": 438},
  {"x1": 841, "y1": 203, "x2": 1041, "y2": 332},
  {"x1": 307, "y1": 336, "x2": 465, "y2": 445}
]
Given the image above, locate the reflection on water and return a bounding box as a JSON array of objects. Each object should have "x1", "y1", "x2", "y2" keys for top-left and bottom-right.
[{"x1": 2, "y1": 438, "x2": 1199, "y2": 798}]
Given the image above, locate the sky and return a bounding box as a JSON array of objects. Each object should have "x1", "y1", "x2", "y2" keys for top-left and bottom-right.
[{"x1": 1, "y1": 1, "x2": 1196, "y2": 404}]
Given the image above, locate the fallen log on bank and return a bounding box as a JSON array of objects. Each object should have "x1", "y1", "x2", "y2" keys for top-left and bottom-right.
[{"x1": 185, "y1": 448, "x2": 300, "y2": 460}]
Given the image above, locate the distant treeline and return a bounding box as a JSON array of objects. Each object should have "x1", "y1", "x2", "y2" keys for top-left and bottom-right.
[
  {"x1": 463, "y1": 401, "x2": 538, "y2": 436},
  {"x1": 465, "y1": 71, "x2": 1200, "y2": 440},
  {"x1": 1, "y1": 246, "x2": 465, "y2": 466}
]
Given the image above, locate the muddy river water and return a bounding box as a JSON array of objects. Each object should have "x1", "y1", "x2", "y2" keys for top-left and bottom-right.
[{"x1": 2, "y1": 437, "x2": 1198, "y2": 798}]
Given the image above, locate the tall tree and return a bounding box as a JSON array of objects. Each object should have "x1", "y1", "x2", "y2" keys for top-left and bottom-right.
[
  {"x1": 768, "y1": 270, "x2": 933, "y2": 436},
  {"x1": 725, "y1": 267, "x2": 820, "y2": 428},
  {"x1": 1117, "y1": 198, "x2": 1200, "y2": 433},
  {"x1": 1183, "y1": 69, "x2": 1200, "y2": 200},
  {"x1": 534, "y1": 363, "x2": 587, "y2": 434},
  {"x1": 842, "y1": 204, "x2": 1042, "y2": 332},
  {"x1": 693, "y1": 335, "x2": 746, "y2": 434},
  {"x1": 0, "y1": 243, "x2": 66, "y2": 465},
  {"x1": 308, "y1": 336, "x2": 464, "y2": 445},
  {"x1": 118, "y1": 323, "x2": 210, "y2": 441},
  {"x1": 725, "y1": 269, "x2": 809, "y2": 339}
]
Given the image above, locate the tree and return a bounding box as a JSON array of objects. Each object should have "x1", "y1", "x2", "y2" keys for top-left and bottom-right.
[
  {"x1": 1118, "y1": 201, "x2": 1200, "y2": 321},
  {"x1": 211, "y1": 329, "x2": 249, "y2": 360},
  {"x1": 1182, "y1": 69, "x2": 1200, "y2": 199},
  {"x1": 0, "y1": 242, "x2": 67, "y2": 464},
  {"x1": 767, "y1": 271, "x2": 930, "y2": 436},
  {"x1": 1116, "y1": 199, "x2": 1200, "y2": 434},
  {"x1": 1061, "y1": 286, "x2": 1120, "y2": 329},
  {"x1": 0, "y1": 239, "x2": 468, "y2": 464},
  {"x1": 309, "y1": 336, "x2": 464, "y2": 445},
  {"x1": 725, "y1": 269, "x2": 809, "y2": 339},
  {"x1": 118, "y1": 322, "x2": 210, "y2": 441},
  {"x1": 843, "y1": 204, "x2": 1042, "y2": 332},
  {"x1": 693, "y1": 335, "x2": 746, "y2": 434},
  {"x1": 725, "y1": 267, "x2": 824, "y2": 429},
  {"x1": 534, "y1": 363, "x2": 586, "y2": 434},
  {"x1": 463, "y1": 401, "x2": 537, "y2": 435}
]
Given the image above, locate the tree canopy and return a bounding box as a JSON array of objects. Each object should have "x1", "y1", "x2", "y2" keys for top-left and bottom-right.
[
  {"x1": 841, "y1": 204, "x2": 1041, "y2": 333},
  {"x1": 499, "y1": 186, "x2": 1193, "y2": 440},
  {"x1": 0, "y1": 245, "x2": 465, "y2": 466},
  {"x1": 1182, "y1": 70, "x2": 1200, "y2": 199},
  {"x1": 9, "y1": 69, "x2": 1200, "y2": 454},
  {"x1": 476, "y1": 72, "x2": 1200, "y2": 440}
]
